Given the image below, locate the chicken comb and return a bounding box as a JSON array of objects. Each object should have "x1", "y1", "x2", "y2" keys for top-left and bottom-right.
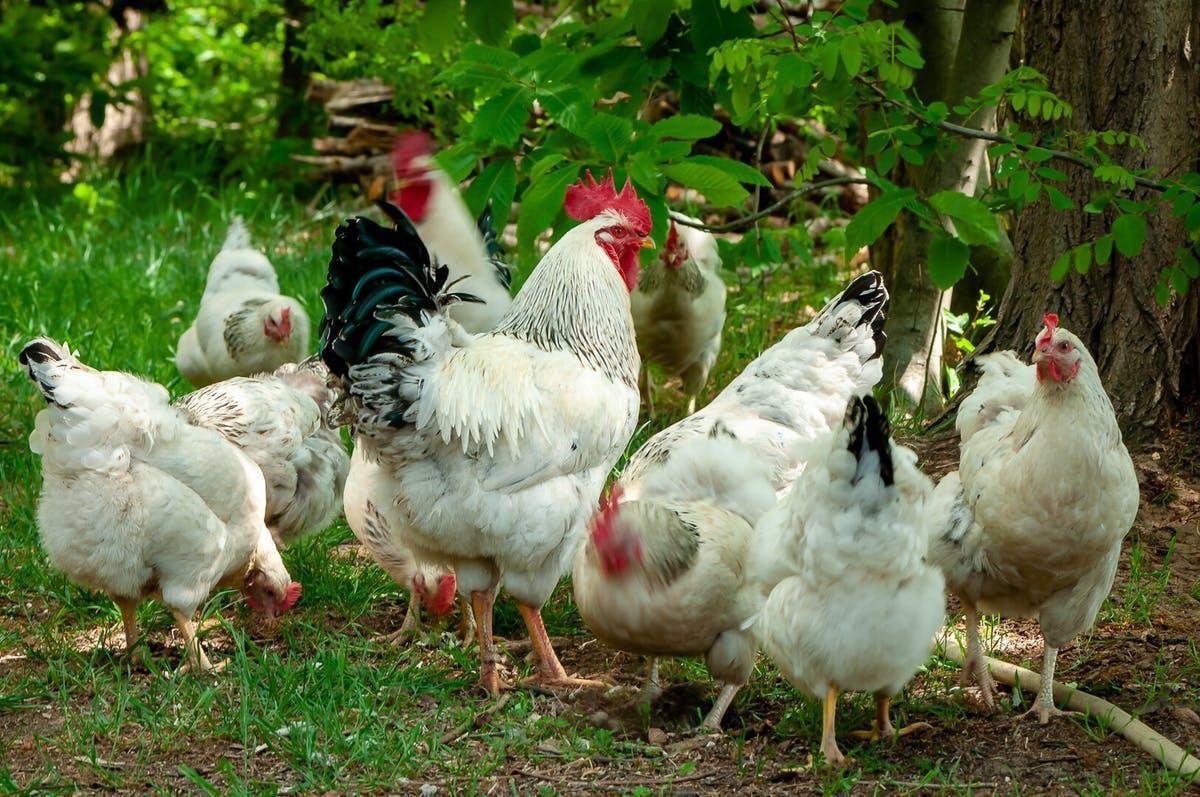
[
  {"x1": 1037, "y1": 312, "x2": 1059, "y2": 348},
  {"x1": 564, "y1": 170, "x2": 652, "y2": 236},
  {"x1": 589, "y1": 484, "x2": 624, "y2": 547},
  {"x1": 429, "y1": 573, "x2": 457, "y2": 617},
  {"x1": 278, "y1": 582, "x2": 303, "y2": 614},
  {"x1": 391, "y1": 131, "x2": 434, "y2": 178}
]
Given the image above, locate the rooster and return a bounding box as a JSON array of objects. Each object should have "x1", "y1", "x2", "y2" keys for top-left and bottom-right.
[
  {"x1": 388, "y1": 131, "x2": 513, "y2": 334},
  {"x1": 631, "y1": 216, "x2": 726, "y2": 414},
  {"x1": 173, "y1": 359, "x2": 349, "y2": 547},
  {"x1": 927, "y1": 313, "x2": 1139, "y2": 723},
  {"x1": 320, "y1": 171, "x2": 652, "y2": 693},
  {"x1": 21, "y1": 339, "x2": 301, "y2": 672},
  {"x1": 573, "y1": 272, "x2": 889, "y2": 728},
  {"x1": 750, "y1": 395, "x2": 943, "y2": 768},
  {"x1": 176, "y1": 217, "x2": 311, "y2": 387}
]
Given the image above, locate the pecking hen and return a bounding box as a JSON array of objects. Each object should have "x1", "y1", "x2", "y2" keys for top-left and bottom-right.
[
  {"x1": 573, "y1": 272, "x2": 889, "y2": 728},
  {"x1": 22, "y1": 339, "x2": 301, "y2": 673},
  {"x1": 320, "y1": 170, "x2": 651, "y2": 693},
  {"x1": 926, "y1": 313, "x2": 1139, "y2": 723},
  {"x1": 631, "y1": 216, "x2": 726, "y2": 415},
  {"x1": 750, "y1": 395, "x2": 943, "y2": 768},
  {"x1": 176, "y1": 217, "x2": 311, "y2": 387}
]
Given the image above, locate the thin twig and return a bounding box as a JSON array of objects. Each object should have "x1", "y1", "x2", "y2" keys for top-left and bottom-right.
[
  {"x1": 510, "y1": 766, "x2": 716, "y2": 788},
  {"x1": 941, "y1": 638, "x2": 1200, "y2": 781},
  {"x1": 672, "y1": 176, "x2": 872, "y2": 233},
  {"x1": 773, "y1": 0, "x2": 800, "y2": 50},
  {"x1": 439, "y1": 692, "x2": 511, "y2": 744},
  {"x1": 866, "y1": 83, "x2": 1170, "y2": 193},
  {"x1": 856, "y1": 779, "x2": 998, "y2": 790}
]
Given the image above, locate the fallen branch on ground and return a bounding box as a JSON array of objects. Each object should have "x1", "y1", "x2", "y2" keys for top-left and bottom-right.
[
  {"x1": 439, "y1": 693, "x2": 511, "y2": 744},
  {"x1": 941, "y1": 639, "x2": 1200, "y2": 781}
]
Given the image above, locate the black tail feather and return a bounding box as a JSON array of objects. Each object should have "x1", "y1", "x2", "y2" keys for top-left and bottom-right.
[
  {"x1": 318, "y1": 201, "x2": 482, "y2": 379},
  {"x1": 19, "y1": 338, "x2": 68, "y2": 403},
  {"x1": 845, "y1": 394, "x2": 894, "y2": 487},
  {"x1": 832, "y1": 271, "x2": 888, "y2": 358},
  {"x1": 476, "y1": 201, "x2": 513, "y2": 290}
]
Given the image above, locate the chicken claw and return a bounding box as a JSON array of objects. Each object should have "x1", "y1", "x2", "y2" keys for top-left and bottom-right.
[
  {"x1": 1021, "y1": 702, "x2": 1082, "y2": 725},
  {"x1": 516, "y1": 602, "x2": 609, "y2": 692}
]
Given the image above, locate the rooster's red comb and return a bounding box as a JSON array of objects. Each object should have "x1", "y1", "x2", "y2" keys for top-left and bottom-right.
[
  {"x1": 564, "y1": 170, "x2": 651, "y2": 235},
  {"x1": 391, "y1": 131, "x2": 434, "y2": 177},
  {"x1": 278, "y1": 582, "x2": 302, "y2": 614},
  {"x1": 430, "y1": 573, "x2": 457, "y2": 617},
  {"x1": 1037, "y1": 312, "x2": 1059, "y2": 348},
  {"x1": 590, "y1": 484, "x2": 624, "y2": 544}
]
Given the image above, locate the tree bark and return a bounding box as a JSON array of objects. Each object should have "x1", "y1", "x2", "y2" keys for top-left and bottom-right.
[
  {"x1": 986, "y1": 0, "x2": 1200, "y2": 433},
  {"x1": 276, "y1": 0, "x2": 313, "y2": 139},
  {"x1": 875, "y1": 0, "x2": 1017, "y2": 413}
]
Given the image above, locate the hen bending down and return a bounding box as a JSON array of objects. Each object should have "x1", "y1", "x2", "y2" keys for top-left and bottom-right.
[
  {"x1": 176, "y1": 217, "x2": 311, "y2": 387},
  {"x1": 573, "y1": 272, "x2": 889, "y2": 728},
  {"x1": 631, "y1": 216, "x2": 725, "y2": 415},
  {"x1": 22, "y1": 339, "x2": 301, "y2": 673},
  {"x1": 173, "y1": 358, "x2": 349, "y2": 547},
  {"x1": 750, "y1": 396, "x2": 943, "y2": 767},
  {"x1": 320, "y1": 172, "x2": 650, "y2": 694},
  {"x1": 926, "y1": 314, "x2": 1139, "y2": 723}
]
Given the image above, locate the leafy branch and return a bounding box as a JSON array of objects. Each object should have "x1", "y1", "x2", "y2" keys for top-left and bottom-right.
[{"x1": 671, "y1": 176, "x2": 872, "y2": 233}]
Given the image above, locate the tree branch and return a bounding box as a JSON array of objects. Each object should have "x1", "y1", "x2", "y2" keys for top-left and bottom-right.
[
  {"x1": 671, "y1": 176, "x2": 872, "y2": 233},
  {"x1": 867, "y1": 83, "x2": 1171, "y2": 193}
]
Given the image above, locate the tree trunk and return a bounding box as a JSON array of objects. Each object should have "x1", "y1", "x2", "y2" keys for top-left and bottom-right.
[
  {"x1": 875, "y1": 0, "x2": 1017, "y2": 413},
  {"x1": 986, "y1": 0, "x2": 1200, "y2": 434},
  {"x1": 277, "y1": 0, "x2": 313, "y2": 139}
]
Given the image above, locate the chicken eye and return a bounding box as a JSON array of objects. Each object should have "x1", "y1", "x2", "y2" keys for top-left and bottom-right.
[
  {"x1": 613, "y1": 228, "x2": 627, "y2": 238},
  {"x1": 1058, "y1": 341, "x2": 1071, "y2": 352}
]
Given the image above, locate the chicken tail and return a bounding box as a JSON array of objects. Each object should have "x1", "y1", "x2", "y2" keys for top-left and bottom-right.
[
  {"x1": 222, "y1": 215, "x2": 253, "y2": 252},
  {"x1": 806, "y1": 271, "x2": 888, "y2": 359},
  {"x1": 318, "y1": 202, "x2": 483, "y2": 380},
  {"x1": 844, "y1": 394, "x2": 894, "y2": 487},
  {"x1": 476, "y1": 201, "x2": 513, "y2": 290}
]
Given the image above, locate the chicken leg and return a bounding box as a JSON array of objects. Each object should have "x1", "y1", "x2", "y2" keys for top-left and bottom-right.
[
  {"x1": 1021, "y1": 643, "x2": 1082, "y2": 724},
  {"x1": 171, "y1": 609, "x2": 213, "y2": 674},
  {"x1": 373, "y1": 592, "x2": 423, "y2": 646},
  {"x1": 457, "y1": 595, "x2": 477, "y2": 644},
  {"x1": 517, "y1": 602, "x2": 607, "y2": 690},
  {"x1": 819, "y1": 682, "x2": 848, "y2": 768},
  {"x1": 471, "y1": 590, "x2": 509, "y2": 695},
  {"x1": 960, "y1": 606, "x2": 998, "y2": 709},
  {"x1": 701, "y1": 682, "x2": 741, "y2": 729},
  {"x1": 849, "y1": 694, "x2": 933, "y2": 742}
]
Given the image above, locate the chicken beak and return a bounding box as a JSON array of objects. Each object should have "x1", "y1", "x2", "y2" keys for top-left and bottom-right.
[{"x1": 640, "y1": 237, "x2": 656, "y2": 250}]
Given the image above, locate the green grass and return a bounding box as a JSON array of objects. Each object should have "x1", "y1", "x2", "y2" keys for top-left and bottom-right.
[{"x1": 1, "y1": 164, "x2": 1196, "y2": 795}]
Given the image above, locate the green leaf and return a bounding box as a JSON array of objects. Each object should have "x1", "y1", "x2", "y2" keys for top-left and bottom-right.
[
  {"x1": 463, "y1": 159, "x2": 517, "y2": 224},
  {"x1": 628, "y1": 0, "x2": 674, "y2": 45},
  {"x1": 529, "y1": 153, "x2": 566, "y2": 183},
  {"x1": 1172, "y1": 267, "x2": 1190, "y2": 295},
  {"x1": 1112, "y1": 214, "x2": 1147, "y2": 257},
  {"x1": 1180, "y1": 249, "x2": 1200, "y2": 278},
  {"x1": 472, "y1": 86, "x2": 532, "y2": 148},
  {"x1": 895, "y1": 46, "x2": 924, "y2": 69},
  {"x1": 435, "y1": 143, "x2": 479, "y2": 184},
  {"x1": 1044, "y1": 184, "x2": 1075, "y2": 211},
  {"x1": 1050, "y1": 251, "x2": 1071, "y2": 281},
  {"x1": 1095, "y1": 234, "x2": 1114, "y2": 265},
  {"x1": 465, "y1": 0, "x2": 514, "y2": 45},
  {"x1": 845, "y1": 189, "x2": 916, "y2": 254},
  {"x1": 649, "y1": 114, "x2": 722, "y2": 141},
  {"x1": 684, "y1": 155, "x2": 771, "y2": 187},
  {"x1": 1155, "y1": 276, "x2": 1171, "y2": 305},
  {"x1": 840, "y1": 37, "x2": 863, "y2": 76},
  {"x1": 927, "y1": 233, "x2": 969, "y2": 289},
  {"x1": 1008, "y1": 169, "x2": 1031, "y2": 200},
  {"x1": 929, "y1": 191, "x2": 1001, "y2": 247},
  {"x1": 1074, "y1": 243, "x2": 1092, "y2": 275},
  {"x1": 1186, "y1": 200, "x2": 1200, "y2": 233},
  {"x1": 517, "y1": 165, "x2": 581, "y2": 254},
  {"x1": 89, "y1": 90, "x2": 109, "y2": 130},
  {"x1": 1024, "y1": 147, "x2": 1054, "y2": 163},
  {"x1": 583, "y1": 115, "x2": 634, "y2": 162},
  {"x1": 537, "y1": 87, "x2": 590, "y2": 135},
  {"x1": 662, "y1": 162, "x2": 750, "y2": 207},
  {"x1": 1035, "y1": 166, "x2": 1069, "y2": 182},
  {"x1": 419, "y1": 0, "x2": 460, "y2": 52},
  {"x1": 819, "y1": 43, "x2": 840, "y2": 78}
]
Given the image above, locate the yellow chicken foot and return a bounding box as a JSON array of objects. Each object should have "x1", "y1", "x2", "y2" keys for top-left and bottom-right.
[
  {"x1": 471, "y1": 590, "x2": 509, "y2": 695},
  {"x1": 457, "y1": 595, "x2": 477, "y2": 645},
  {"x1": 171, "y1": 609, "x2": 215, "y2": 674},
  {"x1": 517, "y1": 602, "x2": 608, "y2": 690},
  {"x1": 373, "y1": 592, "x2": 422, "y2": 646},
  {"x1": 819, "y1": 682, "x2": 849, "y2": 769},
  {"x1": 849, "y1": 695, "x2": 933, "y2": 742},
  {"x1": 1020, "y1": 645, "x2": 1083, "y2": 724},
  {"x1": 701, "y1": 683, "x2": 741, "y2": 730},
  {"x1": 960, "y1": 606, "x2": 998, "y2": 709},
  {"x1": 113, "y1": 597, "x2": 149, "y2": 667}
]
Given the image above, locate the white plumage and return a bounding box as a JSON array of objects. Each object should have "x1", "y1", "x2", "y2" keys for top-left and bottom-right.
[
  {"x1": 750, "y1": 395, "x2": 943, "y2": 767},
  {"x1": 631, "y1": 216, "x2": 726, "y2": 414},
  {"x1": 573, "y1": 272, "x2": 889, "y2": 727},
  {"x1": 173, "y1": 358, "x2": 349, "y2": 547},
  {"x1": 176, "y1": 217, "x2": 311, "y2": 387},
  {"x1": 21, "y1": 338, "x2": 300, "y2": 673},
  {"x1": 926, "y1": 315, "x2": 1139, "y2": 723}
]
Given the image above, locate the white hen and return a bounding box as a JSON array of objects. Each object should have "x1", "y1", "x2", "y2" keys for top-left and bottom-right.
[
  {"x1": 573, "y1": 272, "x2": 889, "y2": 728},
  {"x1": 926, "y1": 313, "x2": 1139, "y2": 723},
  {"x1": 750, "y1": 395, "x2": 943, "y2": 767},
  {"x1": 176, "y1": 217, "x2": 311, "y2": 387},
  {"x1": 21, "y1": 339, "x2": 301, "y2": 672},
  {"x1": 631, "y1": 216, "x2": 726, "y2": 414},
  {"x1": 173, "y1": 358, "x2": 349, "y2": 547},
  {"x1": 319, "y1": 172, "x2": 650, "y2": 693}
]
